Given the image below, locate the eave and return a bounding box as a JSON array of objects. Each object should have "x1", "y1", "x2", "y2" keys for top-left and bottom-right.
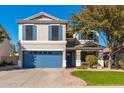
[{"x1": 16, "y1": 20, "x2": 68, "y2": 24}]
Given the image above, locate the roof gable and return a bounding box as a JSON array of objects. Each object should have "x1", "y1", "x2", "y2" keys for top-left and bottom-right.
[
  {"x1": 74, "y1": 41, "x2": 105, "y2": 50},
  {"x1": 24, "y1": 12, "x2": 64, "y2": 21},
  {"x1": 66, "y1": 39, "x2": 105, "y2": 50},
  {"x1": 82, "y1": 41, "x2": 99, "y2": 47}
]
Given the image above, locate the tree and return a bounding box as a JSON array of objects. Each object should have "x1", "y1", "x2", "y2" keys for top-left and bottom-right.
[
  {"x1": 10, "y1": 44, "x2": 17, "y2": 56},
  {"x1": 0, "y1": 29, "x2": 5, "y2": 42},
  {"x1": 0, "y1": 25, "x2": 9, "y2": 43},
  {"x1": 69, "y1": 5, "x2": 124, "y2": 68}
]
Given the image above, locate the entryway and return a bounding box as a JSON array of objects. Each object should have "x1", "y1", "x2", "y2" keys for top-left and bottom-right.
[{"x1": 66, "y1": 51, "x2": 75, "y2": 68}]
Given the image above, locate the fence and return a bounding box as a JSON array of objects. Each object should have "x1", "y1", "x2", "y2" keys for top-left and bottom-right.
[{"x1": 0, "y1": 56, "x2": 19, "y2": 65}]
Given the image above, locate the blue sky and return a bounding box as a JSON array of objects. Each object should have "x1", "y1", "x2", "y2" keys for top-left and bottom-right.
[{"x1": 0, "y1": 5, "x2": 106, "y2": 46}]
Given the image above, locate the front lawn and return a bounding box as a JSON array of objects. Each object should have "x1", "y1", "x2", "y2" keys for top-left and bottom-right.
[{"x1": 71, "y1": 71, "x2": 124, "y2": 86}]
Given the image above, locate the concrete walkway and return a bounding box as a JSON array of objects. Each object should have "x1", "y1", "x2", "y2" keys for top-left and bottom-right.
[
  {"x1": 0, "y1": 68, "x2": 85, "y2": 88},
  {"x1": 63, "y1": 69, "x2": 86, "y2": 87}
]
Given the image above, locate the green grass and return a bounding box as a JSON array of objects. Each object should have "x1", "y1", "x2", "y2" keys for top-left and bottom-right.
[{"x1": 71, "y1": 71, "x2": 124, "y2": 86}]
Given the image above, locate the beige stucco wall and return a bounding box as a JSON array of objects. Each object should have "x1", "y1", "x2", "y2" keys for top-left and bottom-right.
[
  {"x1": 18, "y1": 23, "x2": 67, "y2": 53},
  {"x1": 0, "y1": 39, "x2": 11, "y2": 57},
  {"x1": 21, "y1": 41, "x2": 66, "y2": 50}
]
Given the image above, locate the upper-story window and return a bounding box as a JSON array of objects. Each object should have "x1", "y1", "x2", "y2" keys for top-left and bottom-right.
[
  {"x1": 22, "y1": 25, "x2": 37, "y2": 41},
  {"x1": 88, "y1": 32, "x2": 97, "y2": 40},
  {"x1": 77, "y1": 32, "x2": 97, "y2": 41},
  {"x1": 51, "y1": 26, "x2": 59, "y2": 40},
  {"x1": 48, "y1": 25, "x2": 63, "y2": 41}
]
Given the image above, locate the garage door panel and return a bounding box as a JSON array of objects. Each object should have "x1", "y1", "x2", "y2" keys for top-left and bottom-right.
[
  {"x1": 23, "y1": 51, "x2": 62, "y2": 68},
  {"x1": 39, "y1": 55, "x2": 62, "y2": 68},
  {"x1": 23, "y1": 52, "x2": 36, "y2": 68}
]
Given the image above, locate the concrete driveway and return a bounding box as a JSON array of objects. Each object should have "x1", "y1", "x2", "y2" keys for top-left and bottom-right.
[{"x1": 0, "y1": 68, "x2": 85, "y2": 88}]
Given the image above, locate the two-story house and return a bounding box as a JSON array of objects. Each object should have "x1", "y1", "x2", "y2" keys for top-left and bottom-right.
[
  {"x1": 17, "y1": 12, "x2": 67, "y2": 68},
  {"x1": 17, "y1": 12, "x2": 104, "y2": 68}
]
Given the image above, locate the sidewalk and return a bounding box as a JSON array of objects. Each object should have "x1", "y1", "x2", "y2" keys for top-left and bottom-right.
[{"x1": 75, "y1": 68, "x2": 124, "y2": 72}]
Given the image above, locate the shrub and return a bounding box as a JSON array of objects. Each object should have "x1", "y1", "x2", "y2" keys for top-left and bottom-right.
[
  {"x1": 0, "y1": 60, "x2": 6, "y2": 67},
  {"x1": 77, "y1": 64, "x2": 87, "y2": 69},
  {"x1": 85, "y1": 55, "x2": 98, "y2": 67},
  {"x1": 104, "y1": 60, "x2": 109, "y2": 67},
  {"x1": 119, "y1": 58, "x2": 124, "y2": 69},
  {"x1": 5, "y1": 60, "x2": 14, "y2": 65},
  {"x1": 0, "y1": 60, "x2": 15, "y2": 66}
]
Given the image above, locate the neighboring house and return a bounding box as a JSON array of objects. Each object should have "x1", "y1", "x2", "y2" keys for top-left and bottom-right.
[
  {"x1": 17, "y1": 12, "x2": 104, "y2": 68},
  {"x1": 0, "y1": 25, "x2": 11, "y2": 60}
]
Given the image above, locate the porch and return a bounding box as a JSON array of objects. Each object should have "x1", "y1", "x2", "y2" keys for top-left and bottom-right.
[{"x1": 66, "y1": 38, "x2": 104, "y2": 68}]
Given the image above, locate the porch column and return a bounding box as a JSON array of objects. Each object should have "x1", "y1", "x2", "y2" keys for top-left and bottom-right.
[
  {"x1": 98, "y1": 50, "x2": 103, "y2": 60},
  {"x1": 76, "y1": 50, "x2": 81, "y2": 66},
  {"x1": 62, "y1": 50, "x2": 66, "y2": 68}
]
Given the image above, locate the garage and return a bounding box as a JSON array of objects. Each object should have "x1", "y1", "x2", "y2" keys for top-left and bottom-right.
[{"x1": 23, "y1": 51, "x2": 63, "y2": 68}]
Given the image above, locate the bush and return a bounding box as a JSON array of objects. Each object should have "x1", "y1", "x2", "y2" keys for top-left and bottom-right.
[
  {"x1": 77, "y1": 64, "x2": 87, "y2": 69},
  {"x1": 0, "y1": 60, "x2": 6, "y2": 67},
  {"x1": 85, "y1": 55, "x2": 98, "y2": 67},
  {"x1": 104, "y1": 60, "x2": 109, "y2": 67},
  {"x1": 5, "y1": 60, "x2": 15, "y2": 65},
  {"x1": 0, "y1": 60, "x2": 15, "y2": 67},
  {"x1": 119, "y1": 58, "x2": 124, "y2": 69}
]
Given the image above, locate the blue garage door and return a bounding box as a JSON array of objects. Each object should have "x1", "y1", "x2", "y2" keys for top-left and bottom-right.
[{"x1": 23, "y1": 51, "x2": 62, "y2": 68}]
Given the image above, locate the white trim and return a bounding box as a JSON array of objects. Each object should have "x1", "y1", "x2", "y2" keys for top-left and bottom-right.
[
  {"x1": 21, "y1": 48, "x2": 64, "y2": 51},
  {"x1": 21, "y1": 24, "x2": 37, "y2": 41},
  {"x1": 62, "y1": 60, "x2": 66, "y2": 68},
  {"x1": 20, "y1": 41, "x2": 67, "y2": 45},
  {"x1": 76, "y1": 60, "x2": 81, "y2": 67}
]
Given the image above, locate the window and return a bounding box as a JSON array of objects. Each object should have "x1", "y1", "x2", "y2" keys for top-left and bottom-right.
[
  {"x1": 77, "y1": 32, "x2": 84, "y2": 40},
  {"x1": 77, "y1": 32, "x2": 96, "y2": 40},
  {"x1": 51, "y1": 26, "x2": 59, "y2": 40},
  {"x1": 88, "y1": 32, "x2": 96, "y2": 40},
  {"x1": 26, "y1": 25, "x2": 33, "y2": 40},
  {"x1": 80, "y1": 33, "x2": 84, "y2": 40},
  {"x1": 23, "y1": 25, "x2": 37, "y2": 40},
  {"x1": 48, "y1": 25, "x2": 63, "y2": 41}
]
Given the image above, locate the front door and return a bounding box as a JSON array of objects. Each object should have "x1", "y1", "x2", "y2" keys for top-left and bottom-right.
[{"x1": 66, "y1": 51, "x2": 74, "y2": 67}]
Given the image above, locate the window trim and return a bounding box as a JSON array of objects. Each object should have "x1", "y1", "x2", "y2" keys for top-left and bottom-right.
[
  {"x1": 49, "y1": 24, "x2": 63, "y2": 41},
  {"x1": 51, "y1": 25, "x2": 59, "y2": 41},
  {"x1": 22, "y1": 24, "x2": 37, "y2": 41}
]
